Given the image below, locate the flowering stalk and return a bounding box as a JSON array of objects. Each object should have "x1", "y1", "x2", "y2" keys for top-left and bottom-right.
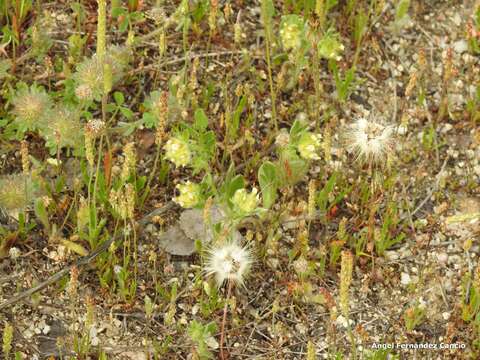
[
  {"x1": 144, "y1": 91, "x2": 168, "y2": 206},
  {"x1": 121, "y1": 142, "x2": 136, "y2": 183},
  {"x1": 203, "y1": 0, "x2": 218, "y2": 69},
  {"x1": 20, "y1": 140, "x2": 29, "y2": 174},
  {"x1": 437, "y1": 47, "x2": 456, "y2": 123},
  {"x1": 88, "y1": 0, "x2": 109, "y2": 248},
  {"x1": 96, "y1": 0, "x2": 106, "y2": 63},
  {"x1": 307, "y1": 179, "x2": 316, "y2": 232},
  {"x1": 260, "y1": 0, "x2": 278, "y2": 133},
  {"x1": 340, "y1": 251, "x2": 356, "y2": 358},
  {"x1": 2, "y1": 323, "x2": 13, "y2": 358}
]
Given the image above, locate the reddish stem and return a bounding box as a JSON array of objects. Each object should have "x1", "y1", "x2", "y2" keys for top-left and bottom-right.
[{"x1": 220, "y1": 281, "x2": 233, "y2": 360}]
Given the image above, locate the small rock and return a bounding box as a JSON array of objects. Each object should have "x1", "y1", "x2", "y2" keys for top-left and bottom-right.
[
  {"x1": 384, "y1": 251, "x2": 399, "y2": 261},
  {"x1": 441, "y1": 123, "x2": 453, "y2": 133},
  {"x1": 397, "y1": 124, "x2": 408, "y2": 135},
  {"x1": 144, "y1": 223, "x2": 156, "y2": 234},
  {"x1": 453, "y1": 39, "x2": 468, "y2": 54},
  {"x1": 437, "y1": 252, "x2": 448, "y2": 265},
  {"x1": 401, "y1": 272, "x2": 411, "y2": 286},
  {"x1": 335, "y1": 315, "x2": 349, "y2": 328}
]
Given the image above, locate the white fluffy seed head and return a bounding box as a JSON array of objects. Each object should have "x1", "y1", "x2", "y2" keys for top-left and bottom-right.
[
  {"x1": 204, "y1": 242, "x2": 253, "y2": 287},
  {"x1": 345, "y1": 117, "x2": 395, "y2": 165}
]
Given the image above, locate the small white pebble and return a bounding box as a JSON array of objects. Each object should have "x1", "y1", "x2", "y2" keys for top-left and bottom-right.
[
  {"x1": 401, "y1": 272, "x2": 411, "y2": 286},
  {"x1": 437, "y1": 253, "x2": 448, "y2": 265}
]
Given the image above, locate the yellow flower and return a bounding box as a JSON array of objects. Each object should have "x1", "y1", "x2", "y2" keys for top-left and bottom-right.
[
  {"x1": 173, "y1": 181, "x2": 201, "y2": 208},
  {"x1": 318, "y1": 31, "x2": 344, "y2": 61},
  {"x1": 298, "y1": 133, "x2": 321, "y2": 160},
  {"x1": 231, "y1": 188, "x2": 260, "y2": 215},
  {"x1": 279, "y1": 15, "x2": 305, "y2": 50},
  {"x1": 163, "y1": 137, "x2": 191, "y2": 167}
]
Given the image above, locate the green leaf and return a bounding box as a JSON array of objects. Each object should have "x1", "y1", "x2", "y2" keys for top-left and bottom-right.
[
  {"x1": 395, "y1": 0, "x2": 410, "y2": 22},
  {"x1": 120, "y1": 107, "x2": 134, "y2": 119},
  {"x1": 229, "y1": 95, "x2": 247, "y2": 140},
  {"x1": 111, "y1": 6, "x2": 127, "y2": 18},
  {"x1": 142, "y1": 112, "x2": 157, "y2": 128},
  {"x1": 289, "y1": 119, "x2": 307, "y2": 143},
  {"x1": 114, "y1": 91, "x2": 125, "y2": 105},
  {"x1": 316, "y1": 172, "x2": 337, "y2": 212},
  {"x1": 276, "y1": 148, "x2": 308, "y2": 186},
  {"x1": 34, "y1": 198, "x2": 50, "y2": 231},
  {"x1": 326, "y1": 0, "x2": 338, "y2": 11},
  {"x1": 61, "y1": 239, "x2": 89, "y2": 256},
  {"x1": 119, "y1": 16, "x2": 130, "y2": 32},
  {"x1": 105, "y1": 103, "x2": 117, "y2": 112},
  {"x1": 260, "y1": 0, "x2": 275, "y2": 20},
  {"x1": 354, "y1": 9, "x2": 368, "y2": 44},
  {"x1": 194, "y1": 108, "x2": 209, "y2": 131},
  {"x1": 258, "y1": 161, "x2": 277, "y2": 209},
  {"x1": 205, "y1": 321, "x2": 217, "y2": 334},
  {"x1": 226, "y1": 175, "x2": 245, "y2": 201}
]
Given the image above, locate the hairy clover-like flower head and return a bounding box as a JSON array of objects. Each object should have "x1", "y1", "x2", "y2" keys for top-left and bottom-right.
[
  {"x1": 41, "y1": 106, "x2": 83, "y2": 154},
  {"x1": 173, "y1": 181, "x2": 202, "y2": 208},
  {"x1": 318, "y1": 31, "x2": 344, "y2": 61},
  {"x1": 280, "y1": 15, "x2": 305, "y2": 50},
  {"x1": 74, "y1": 45, "x2": 132, "y2": 101},
  {"x1": 0, "y1": 173, "x2": 36, "y2": 219},
  {"x1": 231, "y1": 188, "x2": 260, "y2": 215},
  {"x1": 298, "y1": 133, "x2": 322, "y2": 160},
  {"x1": 163, "y1": 137, "x2": 191, "y2": 167},
  {"x1": 12, "y1": 85, "x2": 52, "y2": 132}
]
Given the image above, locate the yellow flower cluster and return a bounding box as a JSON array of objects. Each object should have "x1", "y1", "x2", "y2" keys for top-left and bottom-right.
[
  {"x1": 173, "y1": 181, "x2": 201, "y2": 208},
  {"x1": 298, "y1": 133, "x2": 322, "y2": 160},
  {"x1": 231, "y1": 188, "x2": 260, "y2": 215},
  {"x1": 163, "y1": 137, "x2": 191, "y2": 167}
]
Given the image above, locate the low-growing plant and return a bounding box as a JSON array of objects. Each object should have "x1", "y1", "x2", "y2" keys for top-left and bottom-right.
[
  {"x1": 404, "y1": 302, "x2": 426, "y2": 332},
  {"x1": 188, "y1": 320, "x2": 217, "y2": 359}
]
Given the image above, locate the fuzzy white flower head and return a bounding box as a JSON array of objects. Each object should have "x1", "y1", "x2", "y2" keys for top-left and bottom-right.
[
  {"x1": 9, "y1": 247, "x2": 20, "y2": 260},
  {"x1": 293, "y1": 256, "x2": 309, "y2": 276},
  {"x1": 346, "y1": 117, "x2": 395, "y2": 165},
  {"x1": 275, "y1": 130, "x2": 290, "y2": 147},
  {"x1": 205, "y1": 242, "x2": 253, "y2": 287},
  {"x1": 12, "y1": 85, "x2": 52, "y2": 131},
  {"x1": 163, "y1": 137, "x2": 191, "y2": 167},
  {"x1": 173, "y1": 181, "x2": 201, "y2": 208},
  {"x1": 113, "y1": 265, "x2": 123, "y2": 275},
  {"x1": 297, "y1": 133, "x2": 322, "y2": 160},
  {"x1": 231, "y1": 188, "x2": 260, "y2": 215}
]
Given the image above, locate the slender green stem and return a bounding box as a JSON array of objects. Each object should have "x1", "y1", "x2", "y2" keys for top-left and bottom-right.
[
  {"x1": 144, "y1": 140, "x2": 162, "y2": 205},
  {"x1": 345, "y1": 318, "x2": 357, "y2": 359}
]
